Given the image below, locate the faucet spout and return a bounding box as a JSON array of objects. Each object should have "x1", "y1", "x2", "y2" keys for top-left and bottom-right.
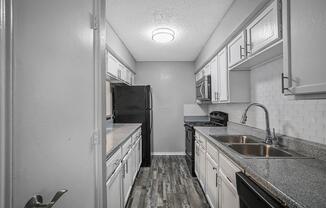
[{"x1": 240, "y1": 103, "x2": 273, "y2": 144}]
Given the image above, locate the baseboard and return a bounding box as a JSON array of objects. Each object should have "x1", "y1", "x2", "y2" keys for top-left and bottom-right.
[{"x1": 152, "y1": 152, "x2": 186, "y2": 156}]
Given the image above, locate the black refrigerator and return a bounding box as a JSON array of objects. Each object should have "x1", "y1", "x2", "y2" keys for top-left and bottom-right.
[{"x1": 113, "y1": 85, "x2": 152, "y2": 167}]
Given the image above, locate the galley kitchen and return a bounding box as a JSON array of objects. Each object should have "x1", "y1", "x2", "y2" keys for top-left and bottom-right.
[{"x1": 1, "y1": 0, "x2": 326, "y2": 208}]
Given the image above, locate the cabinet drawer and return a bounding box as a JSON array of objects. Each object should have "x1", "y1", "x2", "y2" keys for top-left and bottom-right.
[
  {"x1": 219, "y1": 153, "x2": 241, "y2": 188},
  {"x1": 122, "y1": 137, "x2": 132, "y2": 157},
  {"x1": 195, "y1": 132, "x2": 207, "y2": 149},
  {"x1": 207, "y1": 141, "x2": 219, "y2": 163},
  {"x1": 106, "y1": 149, "x2": 122, "y2": 180}
]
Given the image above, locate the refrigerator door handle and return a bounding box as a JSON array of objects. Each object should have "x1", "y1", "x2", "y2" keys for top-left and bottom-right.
[{"x1": 150, "y1": 87, "x2": 153, "y2": 133}]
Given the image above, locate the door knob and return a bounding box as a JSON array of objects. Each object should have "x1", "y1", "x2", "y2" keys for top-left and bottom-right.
[{"x1": 24, "y1": 190, "x2": 68, "y2": 208}]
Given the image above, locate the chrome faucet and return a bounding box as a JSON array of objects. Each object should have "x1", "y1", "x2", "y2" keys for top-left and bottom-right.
[{"x1": 240, "y1": 103, "x2": 274, "y2": 145}]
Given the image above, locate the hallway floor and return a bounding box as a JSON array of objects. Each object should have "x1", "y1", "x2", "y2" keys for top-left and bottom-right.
[{"x1": 126, "y1": 155, "x2": 210, "y2": 208}]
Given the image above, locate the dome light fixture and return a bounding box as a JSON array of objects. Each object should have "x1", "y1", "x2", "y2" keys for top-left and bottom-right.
[{"x1": 152, "y1": 28, "x2": 175, "y2": 43}]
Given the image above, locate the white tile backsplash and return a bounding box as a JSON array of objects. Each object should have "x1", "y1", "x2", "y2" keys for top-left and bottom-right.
[
  {"x1": 183, "y1": 104, "x2": 208, "y2": 116},
  {"x1": 209, "y1": 58, "x2": 326, "y2": 145}
]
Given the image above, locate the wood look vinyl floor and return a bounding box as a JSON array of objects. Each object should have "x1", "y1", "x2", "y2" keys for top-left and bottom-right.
[{"x1": 126, "y1": 155, "x2": 210, "y2": 208}]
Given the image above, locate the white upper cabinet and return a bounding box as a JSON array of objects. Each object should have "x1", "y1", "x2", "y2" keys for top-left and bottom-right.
[
  {"x1": 204, "y1": 64, "x2": 211, "y2": 76},
  {"x1": 246, "y1": 0, "x2": 281, "y2": 55},
  {"x1": 210, "y1": 47, "x2": 250, "y2": 104},
  {"x1": 283, "y1": 0, "x2": 326, "y2": 96},
  {"x1": 217, "y1": 48, "x2": 229, "y2": 103},
  {"x1": 107, "y1": 53, "x2": 119, "y2": 77},
  {"x1": 210, "y1": 56, "x2": 219, "y2": 103},
  {"x1": 106, "y1": 51, "x2": 135, "y2": 85},
  {"x1": 227, "y1": 31, "x2": 247, "y2": 67}
]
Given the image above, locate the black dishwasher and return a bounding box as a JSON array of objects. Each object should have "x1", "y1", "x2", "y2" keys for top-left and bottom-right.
[{"x1": 236, "y1": 172, "x2": 285, "y2": 208}]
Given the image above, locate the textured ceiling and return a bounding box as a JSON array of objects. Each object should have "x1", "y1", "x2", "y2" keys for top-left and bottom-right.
[{"x1": 106, "y1": 0, "x2": 234, "y2": 61}]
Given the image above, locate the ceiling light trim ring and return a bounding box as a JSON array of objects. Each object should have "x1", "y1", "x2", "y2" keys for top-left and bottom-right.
[{"x1": 152, "y1": 28, "x2": 175, "y2": 43}]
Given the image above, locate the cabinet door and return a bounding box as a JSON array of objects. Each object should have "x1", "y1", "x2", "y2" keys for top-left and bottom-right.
[
  {"x1": 210, "y1": 56, "x2": 219, "y2": 103},
  {"x1": 217, "y1": 48, "x2": 229, "y2": 102},
  {"x1": 227, "y1": 31, "x2": 246, "y2": 67},
  {"x1": 106, "y1": 165, "x2": 123, "y2": 208},
  {"x1": 199, "y1": 145, "x2": 206, "y2": 191},
  {"x1": 220, "y1": 171, "x2": 239, "y2": 208},
  {"x1": 122, "y1": 152, "x2": 132, "y2": 205},
  {"x1": 131, "y1": 144, "x2": 137, "y2": 182},
  {"x1": 204, "y1": 64, "x2": 211, "y2": 76},
  {"x1": 139, "y1": 138, "x2": 142, "y2": 168},
  {"x1": 246, "y1": 0, "x2": 281, "y2": 55},
  {"x1": 107, "y1": 53, "x2": 118, "y2": 78},
  {"x1": 206, "y1": 154, "x2": 219, "y2": 208},
  {"x1": 284, "y1": 0, "x2": 326, "y2": 95},
  {"x1": 194, "y1": 141, "x2": 200, "y2": 178}
]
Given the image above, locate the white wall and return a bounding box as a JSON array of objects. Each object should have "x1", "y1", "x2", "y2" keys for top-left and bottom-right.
[
  {"x1": 106, "y1": 22, "x2": 136, "y2": 71},
  {"x1": 13, "y1": 0, "x2": 97, "y2": 207},
  {"x1": 136, "y1": 62, "x2": 195, "y2": 154},
  {"x1": 209, "y1": 58, "x2": 326, "y2": 145},
  {"x1": 195, "y1": 0, "x2": 269, "y2": 70}
]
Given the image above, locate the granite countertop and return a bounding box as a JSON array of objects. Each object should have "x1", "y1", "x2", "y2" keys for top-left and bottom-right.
[
  {"x1": 106, "y1": 123, "x2": 142, "y2": 159},
  {"x1": 194, "y1": 125, "x2": 326, "y2": 208}
]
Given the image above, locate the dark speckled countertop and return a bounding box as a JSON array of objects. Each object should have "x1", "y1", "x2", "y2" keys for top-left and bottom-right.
[
  {"x1": 106, "y1": 123, "x2": 141, "y2": 159},
  {"x1": 194, "y1": 124, "x2": 326, "y2": 208}
]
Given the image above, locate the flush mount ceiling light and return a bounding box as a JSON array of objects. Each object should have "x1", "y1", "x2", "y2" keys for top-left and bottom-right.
[{"x1": 152, "y1": 28, "x2": 175, "y2": 43}]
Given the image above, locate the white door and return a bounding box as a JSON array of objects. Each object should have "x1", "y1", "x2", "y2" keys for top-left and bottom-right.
[
  {"x1": 106, "y1": 165, "x2": 123, "y2": 208},
  {"x1": 210, "y1": 56, "x2": 219, "y2": 103},
  {"x1": 12, "y1": 0, "x2": 100, "y2": 206},
  {"x1": 194, "y1": 141, "x2": 200, "y2": 178},
  {"x1": 205, "y1": 154, "x2": 219, "y2": 208},
  {"x1": 217, "y1": 48, "x2": 229, "y2": 102},
  {"x1": 198, "y1": 145, "x2": 206, "y2": 192},
  {"x1": 227, "y1": 31, "x2": 246, "y2": 67},
  {"x1": 246, "y1": 0, "x2": 281, "y2": 55},
  {"x1": 220, "y1": 171, "x2": 239, "y2": 208}
]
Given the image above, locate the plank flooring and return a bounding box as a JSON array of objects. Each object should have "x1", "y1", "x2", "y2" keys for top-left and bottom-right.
[{"x1": 126, "y1": 155, "x2": 210, "y2": 208}]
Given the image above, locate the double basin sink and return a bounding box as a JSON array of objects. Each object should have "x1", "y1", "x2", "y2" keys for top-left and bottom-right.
[{"x1": 209, "y1": 135, "x2": 305, "y2": 158}]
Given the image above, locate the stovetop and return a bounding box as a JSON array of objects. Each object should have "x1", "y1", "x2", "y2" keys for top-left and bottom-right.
[
  {"x1": 184, "y1": 111, "x2": 228, "y2": 128},
  {"x1": 184, "y1": 121, "x2": 223, "y2": 127}
]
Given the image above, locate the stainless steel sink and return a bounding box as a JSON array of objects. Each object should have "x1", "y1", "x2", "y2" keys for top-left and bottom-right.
[
  {"x1": 228, "y1": 144, "x2": 294, "y2": 158},
  {"x1": 210, "y1": 135, "x2": 261, "y2": 144}
]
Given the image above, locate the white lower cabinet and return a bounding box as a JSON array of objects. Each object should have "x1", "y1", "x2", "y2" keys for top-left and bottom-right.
[
  {"x1": 195, "y1": 131, "x2": 242, "y2": 208},
  {"x1": 205, "y1": 153, "x2": 219, "y2": 208},
  {"x1": 106, "y1": 128, "x2": 142, "y2": 208},
  {"x1": 198, "y1": 144, "x2": 206, "y2": 191},
  {"x1": 106, "y1": 164, "x2": 123, "y2": 208},
  {"x1": 195, "y1": 141, "x2": 200, "y2": 177},
  {"x1": 122, "y1": 150, "x2": 133, "y2": 205},
  {"x1": 220, "y1": 171, "x2": 239, "y2": 208}
]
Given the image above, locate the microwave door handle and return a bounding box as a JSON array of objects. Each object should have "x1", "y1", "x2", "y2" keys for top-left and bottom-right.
[{"x1": 199, "y1": 83, "x2": 204, "y2": 98}]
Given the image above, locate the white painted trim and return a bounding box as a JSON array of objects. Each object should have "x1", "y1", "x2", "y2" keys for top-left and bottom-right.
[
  {"x1": 152, "y1": 152, "x2": 186, "y2": 156},
  {"x1": 0, "y1": 1, "x2": 6, "y2": 207},
  {"x1": 0, "y1": 0, "x2": 13, "y2": 207},
  {"x1": 93, "y1": 0, "x2": 106, "y2": 207}
]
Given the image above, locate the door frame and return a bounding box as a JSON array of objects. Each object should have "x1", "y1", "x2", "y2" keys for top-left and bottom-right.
[
  {"x1": 0, "y1": 0, "x2": 13, "y2": 207},
  {"x1": 93, "y1": 0, "x2": 107, "y2": 207}
]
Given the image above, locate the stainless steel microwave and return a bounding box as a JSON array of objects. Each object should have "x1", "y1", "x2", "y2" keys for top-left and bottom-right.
[{"x1": 196, "y1": 75, "x2": 211, "y2": 102}]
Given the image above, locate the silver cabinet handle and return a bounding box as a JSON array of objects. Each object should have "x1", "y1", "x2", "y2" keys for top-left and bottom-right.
[
  {"x1": 240, "y1": 45, "x2": 245, "y2": 59},
  {"x1": 216, "y1": 173, "x2": 218, "y2": 187},
  {"x1": 246, "y1": 43, "x2": 251, "y2": 55}
]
